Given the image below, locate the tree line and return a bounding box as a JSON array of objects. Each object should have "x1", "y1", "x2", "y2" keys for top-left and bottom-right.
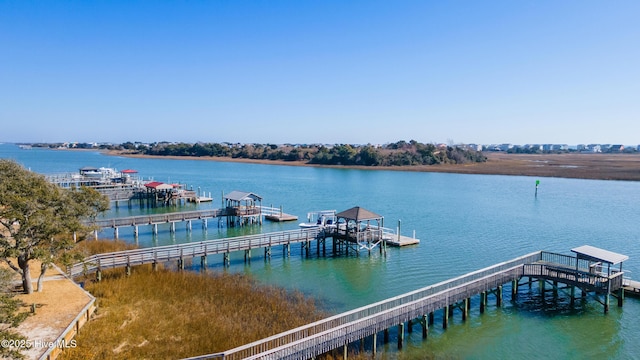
[{"x1": 118, "y1": 140, "x2": 486, "y2": 166}]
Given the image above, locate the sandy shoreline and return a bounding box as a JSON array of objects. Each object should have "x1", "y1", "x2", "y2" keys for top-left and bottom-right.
[{"x1": 107, "y1": 150, "x2": 640, "y2": 181}]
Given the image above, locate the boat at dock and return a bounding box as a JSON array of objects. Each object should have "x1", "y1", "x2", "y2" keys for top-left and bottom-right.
[{"x1": 299, "y1": 210, "x2": 337, "y2": 229}]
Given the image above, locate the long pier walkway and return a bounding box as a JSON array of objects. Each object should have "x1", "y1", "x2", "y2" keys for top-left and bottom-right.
[
  {"x1": 91, "y1": 206, "x2": 298, "y2": 238},
  {"x1": 69, "y1": 244, "x2": 629, "y2": 359},
  {"x1": 180, "y1": 249, "x2": 627, "y2": 360},
  {"x1": 69, "y1": 228, "x2": 323, "y2": 277}
]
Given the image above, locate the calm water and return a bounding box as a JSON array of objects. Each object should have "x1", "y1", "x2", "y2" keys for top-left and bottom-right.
[{"x1": 3, "y1": 144, "x2": 640, "y2": 359}]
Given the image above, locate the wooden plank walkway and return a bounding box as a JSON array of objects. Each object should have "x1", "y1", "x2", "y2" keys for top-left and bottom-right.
[
  {"x1": 180, "y1": 250, "x2": 628, "y2": 360},
  {"x1": 92, "y1": 206, "x2": 297, "y2": 229},
  {"x1": 184, "y1": 251, "x2": 542, "y2": 360},
  {"x1": 69, "y1": 228, "x2": 323, "y2": 277},
  {"x1": 92, "y1": 209, "x2": 228, "y2": 228}
]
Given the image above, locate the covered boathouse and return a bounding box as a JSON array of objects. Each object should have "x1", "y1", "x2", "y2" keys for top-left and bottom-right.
[
  {"x1": 324, "y1": 206, "x2": 387, "y2": 254},
  {"x1": 527, "y1": 245, "x2": 629, "y2": 313},
  {"x1": 224, "y1": 191, "x2": 263, "y2": 227}
]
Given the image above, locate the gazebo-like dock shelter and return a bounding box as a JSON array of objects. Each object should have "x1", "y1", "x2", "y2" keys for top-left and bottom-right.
[
  {"x1": 224, "y1": 191, "x2": 263, "y2": 227},
  {"x1": 325, "y1": 206, "x2": 386, "y2": 254},
  {"x1": 528, "y1": 245, "x2": 629, "y2": 313}
]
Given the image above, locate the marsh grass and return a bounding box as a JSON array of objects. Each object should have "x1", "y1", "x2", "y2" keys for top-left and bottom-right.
[{"x1": 61, "y1": 265, "x2": 326, "y2": 359}]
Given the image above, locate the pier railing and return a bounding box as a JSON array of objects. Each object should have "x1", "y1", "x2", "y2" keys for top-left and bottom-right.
[
  {"x1": 69, "y1": 228, "x2": 322, "y2": 277},
  {"x1": 184, "y1": 251, "x2": 543, "y2": 360},
  {"x1": 92, "y1": 209, "x2": 228, "y2": 228},
  {"x1": 523, "y1": 262, "x2": 625, "y2": 293}
]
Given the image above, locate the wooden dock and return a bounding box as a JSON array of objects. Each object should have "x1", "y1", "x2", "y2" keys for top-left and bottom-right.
[
  {"x1": 385, "y1": 234, "x2": 420, "y2": 247},
  {"x1": 90, "y1": 206, "x2": 299, "y2": 238},
  {"x1": 181, "y1": 249, "x2": 628, "y2": 360},
  {"x1": 260, "y1": 206, "x2": 298, "y2": 222},
  {"x1": 69, "y1": 228, "x2": 323, "y2": 277}
]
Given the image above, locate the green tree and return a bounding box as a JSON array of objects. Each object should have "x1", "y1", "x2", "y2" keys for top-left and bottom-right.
[{"x1": 0, "y1": 160, "x2": 109, "y2": 294}]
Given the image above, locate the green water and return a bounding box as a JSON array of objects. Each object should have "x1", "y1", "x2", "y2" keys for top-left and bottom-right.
[{"x1": 3, "y1": 144, "x2": 640, "y2": 359}]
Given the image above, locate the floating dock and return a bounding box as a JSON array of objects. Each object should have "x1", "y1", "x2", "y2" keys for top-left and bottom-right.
[{"x1": 386, "y1": 234, "x2": 420, "y2": 247}]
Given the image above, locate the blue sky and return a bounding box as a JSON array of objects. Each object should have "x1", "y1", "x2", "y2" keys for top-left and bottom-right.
[{"x1": 1, "y1": 1, "x2": 639, "y2": 145}]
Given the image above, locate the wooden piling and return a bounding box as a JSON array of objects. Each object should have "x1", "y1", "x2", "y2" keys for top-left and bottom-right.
[
  {"x1": 421, "y1": 314, "x2": 428, "y2": 339},
  {"x1": 397, "y1": 323, "x2": 404, "y2": 349},
  {"x1": 480, "y1": 291, "x2": 486, "y2": 313},
  {"x1": 372, "y1": 332, "x2": 377, "y2": 355},
  {"x1": 462, "y1": 298, "x2": 469, "y2": 321},
  {"x1": 618, "y1": 287, "x2": 624, "y2": 307},
  {"x1": 442, "y1": 306, "x2": 449, "y2": 329},
  {"x1": 497, "y1": 285, "x2": 503, "y2": 307}
]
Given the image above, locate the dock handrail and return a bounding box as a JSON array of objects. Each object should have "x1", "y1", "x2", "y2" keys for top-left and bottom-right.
[
  {"x1": 68, "y1": 228, "x2": 322, "y2": 277},
  {"x1": 184, "y1": 251, "x2": 543, "y2": 360}
]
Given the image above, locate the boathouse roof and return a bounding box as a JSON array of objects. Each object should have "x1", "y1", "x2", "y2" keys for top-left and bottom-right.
[
  {"x1": 571, "y1": 245, "x2": 629, "y2": 265},
  {"x1": 336, "y1": 206, "x2": 382, "y2": 221},
  {"x1": 224, "y1": 191, "x2": 262, "y2": 202},
  {"x1": 145, "y1": 181, "x2": 174, "y2": 190}
]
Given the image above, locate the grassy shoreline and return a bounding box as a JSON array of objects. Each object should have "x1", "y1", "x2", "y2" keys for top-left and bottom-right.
[
  {"x1": 108, "y1": 150, "x2": 640, "y2": 181},
  {"x1": 58, "y1": 240, "x2": 326, "y2": 360}
]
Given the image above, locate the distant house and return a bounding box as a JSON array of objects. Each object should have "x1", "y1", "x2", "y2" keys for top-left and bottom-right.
[{"x1": 610, "y1": 145, "x2": 624, "y2": 152}]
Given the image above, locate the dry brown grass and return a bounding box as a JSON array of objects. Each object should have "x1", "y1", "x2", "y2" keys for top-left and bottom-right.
[
  {"x1": 60, "y1": 266, "x2": 326, "y2": 360},
  {"x1": 74, "y1": 239, "x2": 138, "y2": 256}
]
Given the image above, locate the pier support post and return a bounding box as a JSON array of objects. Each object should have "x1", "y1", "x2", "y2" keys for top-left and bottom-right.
[
  {"x1": 383, "y1": 329, "x2": 389, "y2": 343},
  {"x1": 480, "y1": 291, "x2": 486, "y2": 313},
  {"x1": 125, "y1": 264, "x2": 131, "y2": 276},
  {"x1": 152, "y1": 262, "x2": 158, "y2": 272},
  {"x1": 202, "y1": 218, "x2": 208, "y2": 230},
  {"x1": 178, "y1": 257, "x2": 184, "y2": 270},
  {"x1": 428, "y1": 312, "x2": 434, "y2": 326},
  {"x1": 512, "y1": 280, "x2": 518, "y2": 300},
  {"x1": 244, "y1": 249, "x2": 251, "y2": 263},
  {"x1": 265, "y1": 247, "x2": 272, "y2": 260},
  {"x1": 224, "y1": 252, "x2": 230, "y2": 267},
  {"x1": 201, "y1": 256, "x2": 207, "y2": 270},
  {"x1": 540, "y1": 279, "x2": 545, "y2": 295},
  {"x1": 463, "y1": 298, "x2": 469, "y2": 321},
  {"x1": 618, "y1": 288, "x2": 624, "y2": 307},
  {"x1": 553, "y1": 281, "x2": 558, "y2": 298},
  {"x1": 186, "y1": 220, "x2": 192, "y2": 232},
  {"x1": 604, "y1": 294, "x2": 610, "y2": 314},
  {"x1": 442, "y1": 307, "x2": 449, "y2": 329},
  {"x1": 170, "y1": 222, "x2": 176, "y2": 233},
  {"x1": 133, "y1": 226, "x2": 139, "y2": 238},
  {"x1": 96, "y1": 270, "x2": 102, "y2": 282},
  {"x1": 372, "y1": 332, "x2": 377, "y2": 355},
  {"x1": 343, "y1": 344, "x2": 348, "y2": 360},
  {"x1": 398, "y1": 323, "x2": 404, "y2": 349},
  {"x1": 94, "y1": 230, "x2": 98, "y2": 240},
  {"x1": 570, "y1": 286, "x2": 576, "y2": 306},
  {"x1": 114, "y1": 227, "x2": 119, "y2": 239},
  {"x1": 497, "y1": 285, "x2": 503, "y2": 307},
  {"x1": 153, "y1": 224, "x2": 158, "y2": 235},
  {"x1": 421, "y1": 315, "x2": 428, "y2": 339},
  {"x1": 408, "y1": 319, "x2": 413, "y2": 333}
]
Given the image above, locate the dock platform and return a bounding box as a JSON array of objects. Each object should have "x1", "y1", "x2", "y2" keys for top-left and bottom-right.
[
  {"x1": 264, "y1": 213, "x2": 299, "y2": 222},
  {"x1": 623, "y1": 279, "x2": 640, "y2": 297},
  {"x1": 386, "y1": 234, "x2": 420, "y2": 247}
]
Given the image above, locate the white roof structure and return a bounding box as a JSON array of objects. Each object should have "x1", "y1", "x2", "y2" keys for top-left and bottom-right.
[
  {"x1": 571, "y1": 245, "x2": 629, "y2": 265},
  {"x1": 224, "y1": 191, "x2": 262, "y2": 202}
]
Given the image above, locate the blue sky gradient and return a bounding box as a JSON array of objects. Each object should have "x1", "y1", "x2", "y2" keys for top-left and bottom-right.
[{"x1": 1, "y1": 1, "x2": 639, "y2": 145}]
